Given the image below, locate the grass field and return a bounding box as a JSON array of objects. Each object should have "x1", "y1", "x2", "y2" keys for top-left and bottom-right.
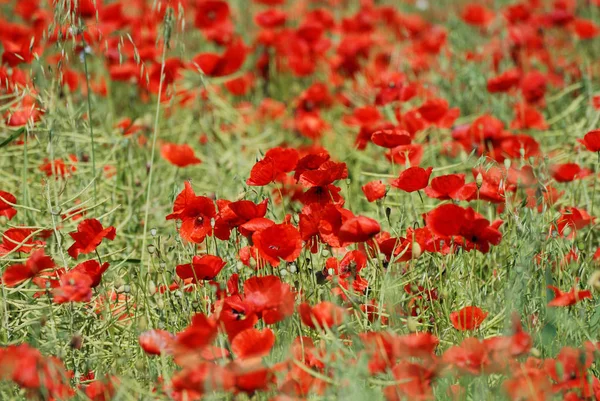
[{"x1": 1, "y1": 0, "x2": 600, "y2": 400}]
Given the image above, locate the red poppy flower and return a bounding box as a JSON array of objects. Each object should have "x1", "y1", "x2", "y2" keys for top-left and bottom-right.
[
  {"x1": 71, "y1": 260, "x2": 109, "y2": 288},
  {"x1": 2, "y1": 249, "x2": 55, "y2": 287},
  {"x1": 338, "y1": 216, "x2": 380, "y2": 243},
  {"x1": 383, "y1": 362, "x2": 435, "y2": 401},
  {"x1": 554, "y1": 207, "x2": 593, "y2": 237},
  {"x1": 361, "y1": 181, "x2": 386, "y2": 202},
  {"x1": 450, "y1": 306, "x2": 488, "y2": 330},
  {"x1": 424, "y1": 174, "x2": 476, "y2": 201},
  {"x1": 520, "y1": 71, "x2": 546, "y2": 104},
  {"x1": 195, "y1": 0, "x2": 230, "y2": 31},
  {"x1": 224, "y1": 73, "x2": 254, "y2": 96},
  {"x1": 231, "y1": 328, "x2": 275, "y2": 359},
  {"x1": 139, "y1": 329, "x2": 174, "y2": 356},
  {"x1": 252, "y1": 224, "x2": 302, "y2": 266},
  {"x1": 214, "y1": 199, "x2": 268, "y2": 240},
  {"x1": 551, "y1": 163, "x2": 590, "y2": 182},
  {"x1": 172, "y1": 363, "x2": 235, "y2": 394},
  {"x1": 425, "y1": 204, "x2": 466, "y2": 237},
  {"x1": 67, "y1": 219, "x2": 116, "y2": 259},
  {"x1": 299, "y1": 301, "x2": 346, "y2": 329},
  {"x1": 166, "y1": 182, "x2": 217, "y2": 244},
  {"x1": 85, "y1": 376, "x2": 119, "y2": 401},
  {"x1": 0, "y1": 191, "x2": 17, "y2": 220},
  {"x1": 547, "y1": 285, "x2": 592, "y2": 307},
  {"x1": 0, "y1": 227, "x2": 44, "y2": 256},
  {"x1": 255, "y1": 9, "x2": 287, "y2": 29},
  {"x1": 52, "y1": 270, "x2": 93, "y2": 304},
  {"x1": 243, "y1": 275, "x2": 295, "y2": 324},
  {"x1": 418, "y1": 98, "x2": 450, "y2": 122},
  {"x1": 391, "y1": 166, "x2": 433, "y2": 192},
  {"x1": 174, "y1": 313, "x2": 219, "y2": 357},
  {"x1": 246, "y1": 147, "x2": 299, "y2": 186},
  {"x1": 442, "y1": 338, "x2": 492, "y2": 374},
  {"x1": 385, "y1": 144, "x2": 423, "y2": 166},
  {"x1": 487, "y1": 69, "x2": 521, "y2": 93},
  {"x1": 578, "y1": 129, "x2": 600, "y2": 152},
  {"x1": 573, "y1": 18, "x2": 600, "y2": 39},
  {"x1": 176, "y1": 255, "x2": 225, "y2": 282},
  {"x1": 297, "y1": 161, "x2": 348, "y2": 187},
  {"x1": 504, "y1": 366, "x2": 552, "y2": 401},
  {"x1": 461, "y1": 4, "x2": 494, "y2": 27},
  {"x1": 510, "y1": 102, "x2": 548, "y2": 130},
  {"x1": 39, "y1": 157, "x2": 77, "y2": 177},
  {"x1": 0, "y1": 344, "x2": 73, "y2": 400},
  {"x1": 371, "y1": 129, "x2": 411, "y2": 148},
  {"x1": 160, "y1": 143, "x2": 202, "y2": 167},
  {"x1": 192, "y1": 38, "x2": 247, "y2": 77}
]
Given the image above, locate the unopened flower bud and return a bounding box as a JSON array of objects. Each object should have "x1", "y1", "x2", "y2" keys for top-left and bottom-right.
[
  {"x1": 589, "y1": 270, "x2": 600, "y2": 292},
  {"x1": 475, "y1": 173, "x2": 483, "y2": 188}
]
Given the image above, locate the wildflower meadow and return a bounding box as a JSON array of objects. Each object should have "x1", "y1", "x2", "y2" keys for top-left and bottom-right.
[{"x1": 1, "y1": 0, "x2": 600, "y2": 400}]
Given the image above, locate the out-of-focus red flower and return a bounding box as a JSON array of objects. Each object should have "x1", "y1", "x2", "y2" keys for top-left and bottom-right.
[
  {"x1": 487, "y1": 69, "x2": 521, "y2": 93},
  {"x1": 551, "y1": 163, "x2": 590, "y2": 182},
  {"x1": 0, "y1": 190, "x2": 17, "y2": 220},
  {"x1": 2, "y1": 249, "x2": 54, "y2": 287},
  {"x1": 192, "y1": 38, "x2": 247, "y2": 77},
  {"x1": 299, "y1": 301, "x2": 346, "y2": 329},
  {"x1": 450, "y1": 306, "x2": 488, "y2": 330},
  {"x1": 195, "y1": 0, "x2": 230, "y2": 31},
  {"x1": 52, "y1": 270, "x2": 93, "y2": 304},
  {"x1": 160, "y1": 143, "x2": 202, "y2": 167},
  {"x1": 461, "y1": 4, "x2": 494, "y2": 27},
  {"x1": 371, "y1": 129, "x2": 411, "y2": 149},
  {"x1": 547, "y1": 284, "x2": 592, "y2": 307},
  {"x1": 0, "y1": 227, "x2": 44, "y2": 256},
  {"x1": 139, "y1": 329, "x2": 175, "y2": 356},
  {"x1": 573, "y1": 18, "x2": 600, "y2": 39},
  {"x1": 578, "y1": 129, "x2": 600, "y2": 152},
  {"x1": 231, "y1": 328, "x2": 275, "y2": 359}
]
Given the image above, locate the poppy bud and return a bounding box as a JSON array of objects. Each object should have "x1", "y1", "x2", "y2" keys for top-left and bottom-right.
[
  {"x1": 407, "y1": 317, "x2": 419, "y2": 332},
  {"x1": 588, "y1": 270, "x2": 600, "y2": 292},
  {"x1": 475, "y1": 173, "x2": 483, "y2": 189},
  {"x1": 147, "y1": 244, "x2": 156, "y2": 254},
  {"x1": 148, "y1": 280, "x2": 156, "y2": 295},
  {"x1": 151, "y1": 228, "x2": 157, "y2": 236},
  {"x1": 504, "y1": 158, "x2": 511, "y2": 170},
  {"x1": 530, "y1": 347, "x2": 541, "y2": 358},
  {"x1": 412, "y1": 242, "x2": 422, "y2": 259}
]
